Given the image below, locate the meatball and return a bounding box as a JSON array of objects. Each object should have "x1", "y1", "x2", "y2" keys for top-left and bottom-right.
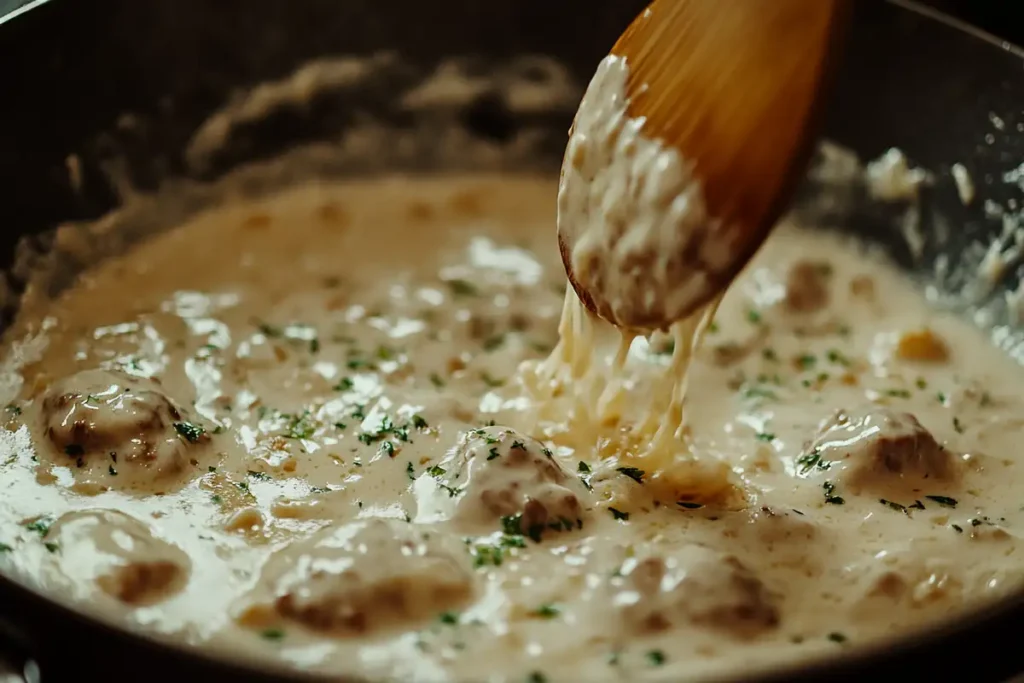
[
  {"x1": 39, "y1": 369, "x2": 209, "y2": 490},
  {"x1": 784, "y1": 260, "x2": 831, "y2": 313},
  {"x1": 239, "y1": 518, "x2": 473, "y2": 635},
  {"x1": 800, "y1": 406, "x2": 958, "y2": 492},
  {"x1": 46, "y1": 509, "x2": 191, "y2": 605},
  {"x1": 610, "y1": 544, "x2": 779, "y2": 638},
  {"x1": 435, "y1": 426, "x2": 589, "y2": 540}
]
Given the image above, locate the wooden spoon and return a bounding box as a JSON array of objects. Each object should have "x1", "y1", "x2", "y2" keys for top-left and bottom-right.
[{"x1": 557, "y1": 0, "x2": 851, "y2": 331}]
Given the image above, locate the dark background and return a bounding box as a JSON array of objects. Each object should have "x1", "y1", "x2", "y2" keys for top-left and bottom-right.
[{"x1": 927, "y1": 0, "x2": 1023, "y2": 44}]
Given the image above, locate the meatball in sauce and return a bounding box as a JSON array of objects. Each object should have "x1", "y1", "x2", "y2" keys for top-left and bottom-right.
[{"x1": 0, "y1": 177, "x2": 1021, "y2": 683}]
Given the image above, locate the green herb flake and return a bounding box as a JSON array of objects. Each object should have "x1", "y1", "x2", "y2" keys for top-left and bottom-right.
[
  {"x1": 797, "y1": 354, "x2": 817, "y2": 370},
  {"x1": 756, "y1": 432, "x2": 776, "y2": 443},
  {"x1": 826, "y1": 349, "x2": 851, "y2": 366},
  {"x1": 884, "y1": 389, "x2": 911, "y2": 399},
  {"x1": 609, "y1": 508, "x2": 629, "y2": 521},
  {"x1": 880, "y1": 499, "x2": 909, "y2": 515},
  {"x1": 483, "y1": 334, "x2": 506, "y2": 352},
  {"x1": 677, "y1": 501, "x2": 703, "y2": 510},
  {"x1": 261, "y1": 628, "x2": 285, "y2": 641},
  {"x1": 427, "y1": 465, "x2": 446, "y2": 478},
  {"x1": 480, "y1": 372, "x2": 505, "y2": 388},
  {"x1": 532, "y1": 604, "x2": 560, "y2": 619},
  {"x1": 447, "y1": 279, "x2": 479, "y2": 297},
  {"x1": 24, "y1": 518, "x2": 52, "y2": 537},
  {"x1": 334, "y1": 377, "x2": 355, "y2": 391},
  {"x1": 527, "y1": 672, "x2": 548, "y2": 683},
  {"x1": 747, "y1": 309, "x2": 762, "y2": 324},
  {"x1": 406, "y1": 462, "x2": 416, "y2": 480},
  {"x1": 283, "y1": 412, "x2": 316, "y2": 440},
  {"x1": 412, "y1": 415, "x2": 429, "y2": 429},
  {"x1": 823, "y1": 481, "x2": 845, "y2": 505},
  {"x1": 438, "y1": 611, "x2": 460, "y2": 625},
  {"x1": 173, "y1": 421, "x2": 206, "y2": 444},
  {"x1": 925, "y1": 495, "x2": 958, "y2": 508},
  {"x1": 616, "y1": 467, "x2": 645, "y2": 484},
  {"x1": 577, "y1": 461, "x2": 591, "y2": 474},
  {"x1": 795, "y1": 449, "x2": 831, "y2": 474},
  {"x1": 646, "y1": 650, "x2": 666, "y2": 666},
  {"x1": 827, "y1": 632, "x2": 848, "y2": 644}
]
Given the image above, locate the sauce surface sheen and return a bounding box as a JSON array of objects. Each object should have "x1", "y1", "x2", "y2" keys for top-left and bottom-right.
[{"x1": 1, "y1": 175, "x2": 1022, "y2": 682}]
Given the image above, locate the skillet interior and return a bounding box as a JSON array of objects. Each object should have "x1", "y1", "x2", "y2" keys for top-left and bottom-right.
[{"x1": 0, "y1": 0, "x2": 1021, "y2": 681}]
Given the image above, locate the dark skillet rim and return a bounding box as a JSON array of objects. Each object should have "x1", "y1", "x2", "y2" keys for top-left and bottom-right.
[{"x1": 0, "y1": 0, "x2": 1022, "y2": 680}]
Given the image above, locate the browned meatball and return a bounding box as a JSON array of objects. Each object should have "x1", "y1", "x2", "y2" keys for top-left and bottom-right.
[
  {"x1": 47, "y1": 509, "x2": 191, "y2": 606},
  {"x1": 436, "y1": 426, "x2": 589, "y2": 540},
  {"x1": 610, "y1": 544, "x2": 779, "y2": 638},
  {"x1": 784, "y1": 260, "x2": 831, "y2": 313},
  {"x1": 38, "y1": 369, "x2": 209, "y2": 490},
  {"x1": 240, "y1": 519, "x2": 473, "y2": 635},
  {"x1": 801, "y1": 405, "x2": 957, "y2": 492}
]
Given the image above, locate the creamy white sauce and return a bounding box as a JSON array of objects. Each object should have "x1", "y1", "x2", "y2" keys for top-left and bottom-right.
[
  {"x1": 1, "y1": 175, "x2": 1024, "y2": 683},
  {"x1": 557, "y1": 55, "x2": 722, "y2": 331}
]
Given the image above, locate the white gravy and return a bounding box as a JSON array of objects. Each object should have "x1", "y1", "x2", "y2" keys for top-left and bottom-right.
[{"x1": 1, "y1": 175, "x2": 1024, "y2": 682}]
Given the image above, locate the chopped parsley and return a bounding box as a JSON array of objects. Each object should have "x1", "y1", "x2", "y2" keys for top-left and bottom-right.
[
  {"x1": 501, "y1": 513, "x2": 544, "y2": 543},
  {"x1": 616, "y1": 467, "x2": 645, "y2": 484},
  {"x1": 756, "y1": 432, "x2": 776, "y2": 442},
  {"x1": 925, "y1": 495, "x2": 958, "y2": 508},
  {"x1": 412, "y1": 415, "x2": 429, "y2": 429},
  {"x1": 826, "y1": 349, "x2": 851, "y2": 366},
  {"x1": 677, "y1": 501, "x2": 704, "y2": 510},
  {"x1": 532, "y1": 604, "x2": 560, "y2": 619},
  {"x1": 480, "y1": 371, "x2": 505, "y2": 388},
  {"x1": 822, "y1": 481, "x2": 845, "y2": 505},
  {"x1": 577, "y1": 461, "x2": 591, "y2": 474},
  {"x1": 527, "y1": 672, "x2": 548, "y2": 683},
  {"x1": 880, "y1": 499, "x2": 909, "y2": 515},
  {"x1": 261, "y1": 628, "x2": 285, "y2": 641},
  {"x1": 446, "y1": 279, "x2": 479, "y2": 297},
  {"x1": 406, "y1": 462, "x2": 416, "y2": 480},
  {"x1": 438, "y1": 611, "x2": 460, "y2": 625},
  {"x1": 483, "y1": 334, "x2": 506, "y2": 352},
  {"x1": 173, "y1": 421, "x2": 206, "y2": 444},
  {"x1": 333, "y1": 377, "x2": 355, "y2": 391},
  {"x1": 24, "y1": 518, "x2": 52, "y2": 537},
  {"x1": 282, "y1": 412, "x2": 316, "y2": 440},
  {"x1": 747, "y1": 309, "x2": 763, "y2": 324},
  {"x1": 487, "y1": 448, "x2": 501, "y2": 461},
  {"x1": 609, "y1": 508, "x2": 629, "y2": 521},
  {"x1": 796, "y1": 354, "x2": 817, "y2": 370},
  {"x1": 646, "y1": 650, "x2": 666, "y2": 666},
  {"x1": 795, "y1": 448, "x2": 831, "y2": 474},
  {"x1": 884, "y1": 388, "x2": 911, "y2": 399},
  {"x1": 827, "y1": 632, "x2": 848, "y2": 644},
  {"x1": 470, "y1": 534, "x2": 526, "y2": 567}
]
